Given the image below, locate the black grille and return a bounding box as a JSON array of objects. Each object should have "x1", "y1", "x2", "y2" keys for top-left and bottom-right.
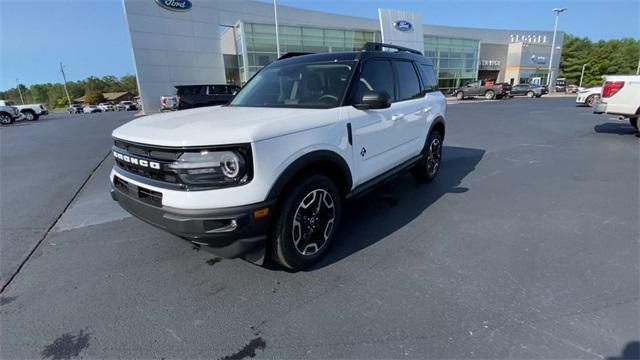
[{"x1": 113, "y1": 140, "x2": 182, "y2": 186}]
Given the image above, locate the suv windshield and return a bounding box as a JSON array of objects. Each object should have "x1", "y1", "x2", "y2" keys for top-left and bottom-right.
[{"x1": 230, "y1": 61, "x2": 356, "y2": 109}]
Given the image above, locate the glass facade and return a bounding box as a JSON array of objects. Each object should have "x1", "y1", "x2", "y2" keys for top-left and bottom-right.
[
  {"x1": 424, "y1": 36, "x2": 480, "y2": 92},
  {"x1": 238, "y1": 22, "x2": 377, "y2": 82}
]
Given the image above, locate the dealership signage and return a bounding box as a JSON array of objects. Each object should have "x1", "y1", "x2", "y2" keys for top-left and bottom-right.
[
  {"x1": 510, "y1": 34, "x2": 548, "y2": 44},
  {"x1": 530, "y1": 55, "x2": 547, "y2": 64},
  {"x1": 154, "y1": 0, "x2": 192, "y2": 12},
  {"x1": 481, "y1": 60, "x2": 501, "y2": 67},
  {"x1": 393, "y1": 20, "x2": 413, "y2": 32}
]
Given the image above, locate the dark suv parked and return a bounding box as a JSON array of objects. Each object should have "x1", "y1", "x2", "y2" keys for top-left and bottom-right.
[{"x1": 176, "y1": 84, "x2": 241, "y2": 110}]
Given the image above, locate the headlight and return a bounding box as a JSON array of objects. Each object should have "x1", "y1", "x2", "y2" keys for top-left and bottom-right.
[{"x1": 168, "y1": 149, "x2": 249, "y2": 187}]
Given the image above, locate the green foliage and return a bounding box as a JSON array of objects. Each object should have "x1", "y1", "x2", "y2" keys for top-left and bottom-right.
[
  {"x1": 84, "y1": 92, "x2": 105, "y2": 105},
  {"x1": 560, "y1": 35, "x2": 640, "y2": 87},
  {"x1": 0, "y1": 74, "x2": 138, "y2": 108}
]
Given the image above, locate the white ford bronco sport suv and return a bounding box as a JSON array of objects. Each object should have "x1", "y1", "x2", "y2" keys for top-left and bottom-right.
[{"x1": 110, "y1": 43, "x2": 446, "y2": 270}]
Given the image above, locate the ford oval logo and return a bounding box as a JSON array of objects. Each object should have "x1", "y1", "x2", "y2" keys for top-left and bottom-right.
[
  {"x1": 394, "y1": 20, "x2": 413, "y2": 32},
  {"x1": 154, "y1": 0, "x2": 192, "y2": 12}
]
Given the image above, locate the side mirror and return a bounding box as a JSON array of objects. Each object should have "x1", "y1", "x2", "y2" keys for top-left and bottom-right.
[{"x1": 353, "y1": 91, "x2": 392, "y2": 110}]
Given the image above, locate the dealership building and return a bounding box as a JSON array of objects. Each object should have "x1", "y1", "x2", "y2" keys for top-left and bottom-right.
[{"x1": 122, "y1": 0, "x2": 564, "y2": 113}]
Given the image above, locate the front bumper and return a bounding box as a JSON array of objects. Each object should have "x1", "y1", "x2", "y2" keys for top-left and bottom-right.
[
  {"x1": 594, "y1": 101, "x2": 607, "y2": 114},
  {"x1": 110, "y1": 172, "x2": 275, "y2": 262}
]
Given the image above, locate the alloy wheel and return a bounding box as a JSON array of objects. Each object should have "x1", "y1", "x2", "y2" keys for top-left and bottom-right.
[
  {"x1": 427, "y1": 137, "x2": 442, "y2": 177},
  {"x1": 292, "y1": 189, "x2": 336, "y2": 256},
  {"x1": 0, "y1": 114, "x2": 12, "y2": 124}
]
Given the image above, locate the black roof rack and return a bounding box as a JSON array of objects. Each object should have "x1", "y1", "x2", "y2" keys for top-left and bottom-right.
[
  {"x1": 278, "y1": 52, "x2": 314, "y2": 60},
  {"x1": 361, "y1": 42, "x2": 423, "y2": 55}
]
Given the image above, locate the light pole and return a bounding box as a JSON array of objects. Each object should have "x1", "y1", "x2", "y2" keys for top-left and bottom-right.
[
  {"x1": 547, "y1": 7, "x2": 567, "y2": 91},
  {"x1": 15, "y1": 78, "x2": 25, "y2": 105},
  {"x1": 60, "y1": 62, "x2": 72, "y2": 106},
  {"x1": 579, "y1": 63, "x2": 587, "y2": 88},
  {"x1": 273, "y1": 0, "x2": 281, "y2": 58}
]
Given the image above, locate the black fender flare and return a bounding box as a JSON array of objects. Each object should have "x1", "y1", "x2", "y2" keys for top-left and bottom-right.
[
  {"x1": 428, "y1": 116, "x2": 446, "y2": 139},
  {"x1": 266, "y1": 150, "x2": 353, "y2": 201}
]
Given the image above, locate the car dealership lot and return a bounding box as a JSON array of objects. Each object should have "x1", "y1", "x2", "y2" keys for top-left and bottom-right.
[{"x1": 1, "y1": 99, "x2": 638, "y2": 359}]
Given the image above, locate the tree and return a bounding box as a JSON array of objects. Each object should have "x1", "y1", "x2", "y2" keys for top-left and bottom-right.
[
  {"x1": 560, "y1": 34, "x2": 640, "y2": 87},
  {"x1": 84, "y1": 92, "x2": 105, "y2": 105}
]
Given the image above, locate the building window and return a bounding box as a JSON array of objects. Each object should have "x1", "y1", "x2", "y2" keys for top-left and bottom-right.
[
  {"x1": 239, "y1": 23, "x2": 376, "y2": 83},
  {"x1": 424, "y1": 35, "x2": 480, "y2": 93}
]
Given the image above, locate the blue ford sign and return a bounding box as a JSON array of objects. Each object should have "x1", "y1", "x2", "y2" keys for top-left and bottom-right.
[
  {"x1": 154, "y1": 0, "x2": 192, "y2": 12},
  {"x1": 393, "y1": 20, "x2": 413, "y2": 32}
]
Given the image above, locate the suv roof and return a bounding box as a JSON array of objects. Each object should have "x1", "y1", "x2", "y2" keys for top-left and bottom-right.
[{"x1": 271, "y1": 42, "x2": 434, "y2": 68}]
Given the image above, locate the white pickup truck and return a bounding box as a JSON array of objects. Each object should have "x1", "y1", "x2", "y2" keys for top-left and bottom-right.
[
  {"x1": 593, "y1": 75, "x2": 640, "y2": 130},
  {"x1": 0, "y1": 100, "x2": 49, "y2": 121}
]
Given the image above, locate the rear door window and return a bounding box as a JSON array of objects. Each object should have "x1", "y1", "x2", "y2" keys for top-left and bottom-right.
[
  {"x1": 393, "y1": 60, "x2": 422, "y2": 101},
  {"x1": 417, "y1": 64, "x2": 438, "y2": 93},
  {"x1": 207, "y1": 85, "x2": 228, "y2": 95}
]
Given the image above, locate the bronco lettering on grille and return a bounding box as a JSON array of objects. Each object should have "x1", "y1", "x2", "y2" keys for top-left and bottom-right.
[{"x1": 113, "y1": 151, "x2": 160, "y2": 170}]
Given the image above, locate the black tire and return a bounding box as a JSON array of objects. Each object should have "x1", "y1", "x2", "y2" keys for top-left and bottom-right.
[
  {"x1": 485, "y1": 90, "x2": 495, "y2": 100},
  {"x1": 456, "y1": 91, "x2": 464, "y2": 100},
  {"x1": 271, "y1": 174, "x2": 341, "y2": 270},
  {"x1": 586, "y1": 94, "x2": 599, "y2": 107},
  {"x1": 526, "y1": 91, "x2": 535, "y2": 98},
  {"x1": 630, "y1": 117, "x2": 639, "y2": 131},
  {"x1": 22, "y1": 110, "x2": 38, "y2": 121},
  {"x1": 412, "y1": 130, "x2": 443, "y2": 183},
  {"x1": 509, "y1": 95, "x2": 514, "y2": 98},
  {"x1": 535, "y1": 95, "x2": 542, "y2": 98},
  {"x1": 0, "y1": 112, "x2": 15, "y2": 125}
]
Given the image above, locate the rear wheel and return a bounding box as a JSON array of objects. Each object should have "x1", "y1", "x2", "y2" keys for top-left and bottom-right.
[
  {"x1": 412, "y1": 130, "x2": 443, "y2": 183},
  {"x1": 485, "y1": 90, "x2": 495, "y2": 100},
  {"x1": 0, "y1": 113, "x2": 15, "y2": 125},
  {"x1": 456, "y1": 91, "x2": 464, "y2": 101},
  {"x1": 271, "y1": 175, "x2": 341, "y2": 270}
]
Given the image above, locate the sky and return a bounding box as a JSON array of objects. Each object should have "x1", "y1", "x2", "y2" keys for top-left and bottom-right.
[{"x1": 1, "y1": 0, "x2": 638, "y2": 90}]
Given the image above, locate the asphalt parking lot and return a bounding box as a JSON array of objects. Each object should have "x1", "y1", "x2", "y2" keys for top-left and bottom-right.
[{"x1": 1, "y1": 98, "x2": 638, "y2": 359}]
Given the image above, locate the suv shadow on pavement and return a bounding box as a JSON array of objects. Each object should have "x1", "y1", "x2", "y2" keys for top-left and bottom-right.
[
  {"x1": 312, "y1": 146, "x2": 485, "y2": 270},
  {"x1": 594, "y1": 122, "x2": 638, "y2": 136}
]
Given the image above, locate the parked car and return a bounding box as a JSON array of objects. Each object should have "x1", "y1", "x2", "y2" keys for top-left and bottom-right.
[
  {"x1": 83, "y1": 105, "x2": 101, "y2": 113},
  {"x1": 0, "y1": 102, "x2": 21, "y2": 125},
  {"x1": 110, "y1": 42, "x2": 446, "y2": 270},
  {"x1": 566, "y1": 84, "x2": 579, "y2": 93},
  {"x1": 509, "y1": 83, "x2": 548, "y2": 98},
  {"x1": 98, "y1": 103, "x2": 115, "y2": 112},
  {"x1": 454, "y1": 80, "x2": 509, "y2": 100},
  {"x1": 555, "y1": 78, "x2": 567, "y2": 93},
  {"x1": 576, "y1": 86, "x2": 602, "y2": 107},
  {"x1": 116, "y1": 101, "x2": 138, "y2": 111},
  {"x1": 0, "y1": 100, "x2": 48, "y2": 121},
  {"x1": 160, "y1": 95, "x2": 179, "y2": 112},
  {"x1": 68, "y1": 104, "x2": 84, "y2": 114},
  {"x1": 593, "y1": 75, "x2": 640, "y2": 131},
  {"x1": 175, "y1": 84, "x2": 241, "y2": 110}
]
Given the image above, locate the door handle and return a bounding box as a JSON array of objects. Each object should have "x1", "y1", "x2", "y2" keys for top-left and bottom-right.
[{"x1": 391, "y1": 113, "x2": 404, "y2": 121}]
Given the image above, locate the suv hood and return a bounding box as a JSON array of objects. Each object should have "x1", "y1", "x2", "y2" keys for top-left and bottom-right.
[{"x1": 112, "y1": 106, "x2": 339, "y2": 147}]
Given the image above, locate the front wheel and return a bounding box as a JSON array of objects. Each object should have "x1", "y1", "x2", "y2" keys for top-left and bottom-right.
[
  {"x1": 271, "y1": 175, "x2": 341, "y2": 270},
  {"x1": 456, "y1": 91, "x2": 464, "y2": 101},
  {"x1": 526, "y1": 91, "x2": 535, "y2": 98},
  {"x1": 586, "y1": 94, "x2": 599, "y2": 107},
  {"x1": 413, "y1": 130, "x2": 443, "y2": 183},
  {"x1": 22, "y1": 110, "x2": 38, "y2": 121},
  {"x1": 0, "y1": 113, "x2": 15, "y2": 125}
]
